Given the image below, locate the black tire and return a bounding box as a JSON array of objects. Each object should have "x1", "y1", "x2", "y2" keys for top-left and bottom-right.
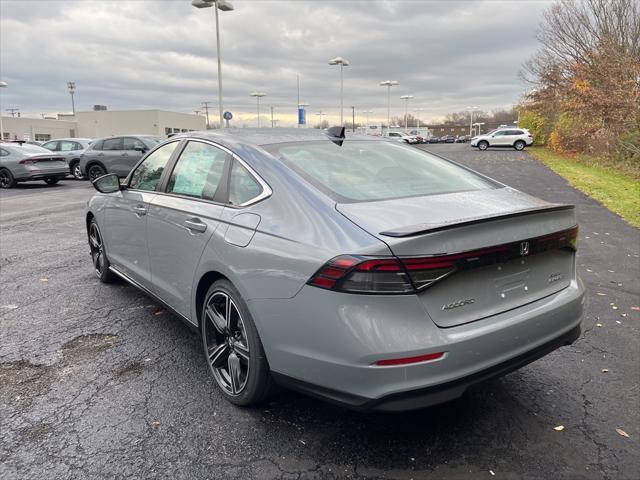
[
  {"x1": 514, "y1": 140, "x2": 526, "y2": 151},
  {"x1": 201, "y1": 279, "x2": 273, "y2": 406},
  {"x1": 88, "y1": 164, "x2": 106, "y2": 182},
  {"x1": 88, "y1": 219, "x2": 117, "y2": 283},
  {"x1": 478, "y1": 140, "x2": 489, "y2": 151},
  {"x1": 70, "y1": 160, "x2": 84, "y2": 180},
  {"x1": 0, "y1": 168, "x2": 16, "y2": 189},
  {"x1": 44, "y1": 177, "x2": 60, "y2": 185}
]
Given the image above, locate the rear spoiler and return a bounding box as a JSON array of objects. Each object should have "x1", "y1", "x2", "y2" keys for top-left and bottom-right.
[{"x1": 380, "y1": 204, "x2": 575, "y2": 238}]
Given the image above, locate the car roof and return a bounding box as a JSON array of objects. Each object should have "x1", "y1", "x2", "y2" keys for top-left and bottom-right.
[{"x1": 171, "y1": 128, "x2": 384, "y2": 147}]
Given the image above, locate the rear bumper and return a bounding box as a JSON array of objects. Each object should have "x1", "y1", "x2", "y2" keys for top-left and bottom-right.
[
  {"x1": 250, "y1": 278, "x2": 585, "y2": 411},
  {"x1": 16, "y1": 172, "x2": 68, "y2": 181},
  {"x1": 274, "y1": 324, "x2": 580, "y2": 412}
]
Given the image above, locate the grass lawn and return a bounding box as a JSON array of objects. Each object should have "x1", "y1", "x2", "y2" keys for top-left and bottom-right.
[{"x1": 528, "y1": 147, "x2": 640, "y2": 228}]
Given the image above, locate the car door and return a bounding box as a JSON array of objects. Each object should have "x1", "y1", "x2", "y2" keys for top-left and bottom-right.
[
  {"x1": 110, "y1": 137, "x2": 146, "y2": 177},
  {"x1": 490, "y1": 130, "x2": 509, "y2": 146},
  {"x1": 58, "y1": 140, "x2": 80, "y2": 165},
  {"x1": 99, "y1": 137, "x2": 124, "y2": 174},
  {"x1": 146, "y1": 140, "x2": 229, "y2": 318},
  {"x1": 102, "y1": 141, "x2": 180, "y2": 290}
]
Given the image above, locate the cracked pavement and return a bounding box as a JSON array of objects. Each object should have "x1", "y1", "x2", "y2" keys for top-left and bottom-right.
[{"x1": 0, "y1": 144, "x2": 638, "y2": 479}]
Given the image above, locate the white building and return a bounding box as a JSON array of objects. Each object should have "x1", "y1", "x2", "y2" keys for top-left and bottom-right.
[{"x1": 0, "y1": 109, "x2": 206, "y2": 142}]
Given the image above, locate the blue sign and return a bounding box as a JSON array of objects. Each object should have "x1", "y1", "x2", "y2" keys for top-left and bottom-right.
[
  {"x1": 298, "y1": 107, "x2": 306, "y2": 125},
  {"x1": 223, "y1": 111, "x2": 233, "y2": 120}
]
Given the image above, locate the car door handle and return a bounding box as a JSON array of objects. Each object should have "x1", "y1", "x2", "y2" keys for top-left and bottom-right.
[
  {"x1": 132, "y1": 205, "x2": 147, "y2": 216},
  {"x1": 97, "y1": 153, "x2": 104, "y2": 157},
  {"x1": 184, "y1": 218, "x2": 207, "y2": 233},
  {"x1": 121, "y1": 153, "x2": 129, "y2": 157}
]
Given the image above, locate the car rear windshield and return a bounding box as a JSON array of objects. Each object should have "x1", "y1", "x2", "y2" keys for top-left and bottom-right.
[
  {"x1": 265, "y1": 140, "x2": 496, "y2": 203},
  {"x1": 10, "y1": 144, "x2": 52, "y2": 155}
]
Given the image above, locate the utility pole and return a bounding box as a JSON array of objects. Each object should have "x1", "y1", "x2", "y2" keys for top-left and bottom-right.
[
  {"x1": 202, "y1": 102, "x2": 211, "y2": 129},
  {"x1": 67, "y1": 82, "x2": 76, "y2": 115},
  {"x1": 351, "y1": 106, "x2": 355, "y2": 133},
  {"x1": 7, "y1": 108, "x2": 19, "y2": 118},
  {"x1": 270, "y1": 105, "x2": 274, "y2": 128}
]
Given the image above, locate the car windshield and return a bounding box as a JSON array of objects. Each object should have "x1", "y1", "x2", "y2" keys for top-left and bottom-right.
[{"x1": 266, "y1": 140, "x2": 496, "y2": 203}]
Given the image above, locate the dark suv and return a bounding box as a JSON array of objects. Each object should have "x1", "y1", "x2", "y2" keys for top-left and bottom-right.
[{"x1": 80, "y1": 135, "x2": 161, "y2": 181}]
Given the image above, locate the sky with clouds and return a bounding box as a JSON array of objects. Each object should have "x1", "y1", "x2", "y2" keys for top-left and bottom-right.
[{"x1": 0, "y1": 0, "x2": 551, "y2": 126}]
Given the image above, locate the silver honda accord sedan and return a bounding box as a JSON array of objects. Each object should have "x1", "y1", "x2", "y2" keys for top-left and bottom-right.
[{"x1": 86, "y1": 128, "x2": 584, "y2": 411}]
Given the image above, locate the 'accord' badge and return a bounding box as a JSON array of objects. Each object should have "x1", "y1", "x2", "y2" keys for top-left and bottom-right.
[
  {"x1": 520, "y1": 241, "x2": 530, "y2": 256},
  {"x1": 442, "y1": 298, "x2": 475, "y2": 311}
]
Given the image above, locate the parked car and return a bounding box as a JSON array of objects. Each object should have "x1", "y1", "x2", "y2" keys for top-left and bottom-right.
[
  {"x1": 0, "y1": 142, "x2": 68, "y2": 188},
  {"x1": 41, "y1": 138, "x2": 93, "y2": 180},
  {"x1": 428, "y1": 136, "x2": 440, "y2": 144},
  {"x1": 87, "y1": 128, "x2": 583, "y2": 411},
  {"x1": 440, "y1": 135, "x2": 455, "y2": 143},
  {"x1": 79, "y1": 135, "x2": 162, "y2": 181},
  {"x1": 455, "y1": 135, "x2": 469, "y2": 143},
  {"x1": 470, "y1": 128, "x2": 533, "y2": 151},
  {"x1": 384, "y1": 131, "x2": 418, "y2": 144}
]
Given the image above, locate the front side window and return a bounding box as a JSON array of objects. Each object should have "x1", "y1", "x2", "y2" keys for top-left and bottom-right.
[
  {"x1": 229, "y1": 161, "x2": 263, "y2": 205},
  {"x1": 266, "y1": 141, "x2": 495, "y2": 203},
  {"x1": 123, "y1": 137, "x2": 146, "y2": 150},
  {"x1": 0, "y1": 148, "x2": 9, "y2": 157},
  {"x1": 166, "y1": 141, "x2": 226, "y2": 200},
  {"x1": 59, "y1": 141, "x2": 78, "y2": 151},
  {"x1": 103, "y1": 138, "x2": 122, "y2": 150},
  {"x1": 129, "y1": 141, "x2": 179, "y2": 191}
]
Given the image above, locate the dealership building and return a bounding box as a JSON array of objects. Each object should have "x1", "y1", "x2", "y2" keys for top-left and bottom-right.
[{"x1": 0, "y1": 109, "x2": 206, "y2": 142}]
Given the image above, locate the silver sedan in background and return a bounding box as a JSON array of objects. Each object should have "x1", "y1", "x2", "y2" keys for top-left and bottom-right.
[
  {"x1": 41, "y1": 138, "x2": 93, "y2": 179},
  {"x1": 0, "y1": 142, "x2": 68, "y2": 188},
  {"x1": 86, "y1": 128, "x2": 584, "y2": 411}
]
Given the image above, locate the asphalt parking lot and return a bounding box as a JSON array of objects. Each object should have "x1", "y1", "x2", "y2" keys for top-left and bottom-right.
[{"x1": 1, "y1": 143, "x2": 638, "y2": 480}]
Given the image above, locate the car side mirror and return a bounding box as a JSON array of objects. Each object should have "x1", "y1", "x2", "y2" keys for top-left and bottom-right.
[
  {"x1": 134, "y1": 146, "x2": 147, "y2": 153},
  {"x1": 92, "y1": 173, "x2": 122, "y2": 193}
]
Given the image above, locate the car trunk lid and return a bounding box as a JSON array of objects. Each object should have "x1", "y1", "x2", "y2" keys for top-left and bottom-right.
[{"x1": 336, "y1": 188, "x2": 577, "y2": 327}]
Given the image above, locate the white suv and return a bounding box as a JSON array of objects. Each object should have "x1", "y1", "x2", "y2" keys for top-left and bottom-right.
[
  {"x1": 383, "y1": 131, "x2": 418, "y2": 144},
  {"x1": 470, "y1": 128, "x2": 533, "y2": 151}
]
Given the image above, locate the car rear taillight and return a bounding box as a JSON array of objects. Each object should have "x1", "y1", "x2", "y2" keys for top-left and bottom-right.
[
  {"x1": 19, "y1": 159, "x2": 37, "y2": 164},
  {"x1": 307, "y1": 255, "x2": 457, "y2": 294},
  {"x1": 308, "y1": 226, "x2": 578, "y2": 295},
  {"x1": 375, "y1": 351, "x2": 445, "y2": 366}
]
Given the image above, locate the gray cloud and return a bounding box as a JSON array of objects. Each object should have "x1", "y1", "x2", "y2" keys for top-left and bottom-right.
[{"x1": 0, "y1": 0, "x2": 551, "y2": 125}]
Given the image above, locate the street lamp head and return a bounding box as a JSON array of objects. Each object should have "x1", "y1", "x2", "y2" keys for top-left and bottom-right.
[
  {"x1": 192, "y1": 0, "x2": 234, "y2": 10},
  {"x1": 400, "y1": 95, "x2": 414, "y2": 100},
  {"x1": 67, "y1": 81, "x2": 76, "y2": 93},
  {"x1": 0, "y1": 82, "x2": 7, "y2": 88},
  {"x1": 250, "y1": 92, "x2": 266, "y2": 98},
  {"x1": 380, "y1": 80, "x2": 399, "y2": 87},
  {"x1": 328, "y1": 57, "x2": 350, "y2": 66}
]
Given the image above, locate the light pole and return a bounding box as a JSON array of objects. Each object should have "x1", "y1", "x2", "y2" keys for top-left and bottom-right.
[
  {"x1": 202, "y1": 101, "x2": 212, "y2": 129},
  {"x1": 379, "y1": 80, "x2": 398, "y2": 133},
  {"x1": 362, "y1": 110, "x2": 373, "y2": 128},
  {"x1": 400, "y1": 95, "x2": 414, "y2": 133},
  {"x1": 192, "y1": 0, "x2": 234, "y2": 128},
  {"x1": 316, "y1": 111, "x2": 325, "y2": 129},
  {"x1": 415, "y1": 107, "x2": 424, "y2": 133},
  {"x1": 270, "y1": 105, "x2": 275, "y2": 128},
  {"x1": 250, "y1": 92, "x2": 266, "y2": 128},
  {"x1": 466, "y1": 106, "x2": 479, "y2": 136},
  {"x1": 351, "y1": 106, "x2": 355, "y2": 133},
  {"x1": 0, "y1": 81, "x2": 6, "y2": 141},
  {"x1": 328, "y1": 57, "x2": 350, "y2": 126},
  {"x1": 67, "y1": 82, "x2": 76, "y2": 115}
]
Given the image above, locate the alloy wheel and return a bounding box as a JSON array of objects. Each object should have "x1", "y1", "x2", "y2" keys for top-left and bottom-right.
[
  {"x1": 88, "y1": 166, "x2": 105, "y2": 182},
  {"x1": 72, "y1": 164, "x2": 83, "y2": 180},
  {"x1": 0, "y1": 171, "x2": 10, "y2": 188},
  {"x1": 203, "y1": 291, "x2": 251, "y2": 396},
  {"x1": 88, "y1": 223, "x2": 105, "y2": 277}
]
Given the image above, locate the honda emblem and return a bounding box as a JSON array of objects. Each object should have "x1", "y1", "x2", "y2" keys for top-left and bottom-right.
[{"x1": 520, "y1": 241, "x2": 530, "y2": 256}]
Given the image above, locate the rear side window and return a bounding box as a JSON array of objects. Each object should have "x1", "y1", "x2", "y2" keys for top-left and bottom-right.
[
  {"x1": 167, "y1": 141, "x2": 226, "y2": 200},
  {"x1": 129, "y1": 142, "x2": 179, "y2": 191},
  {"x1": 229, "y1": 161, "x2": 263, "y2": 205},
  {"x1": 266, "y1": 141, "x2": 495, "y2": 203},
  {"x1": 0, "y1": 148, "x2": 9, "y2": 157},
  {"x1": 42, "y1": 141, "x2": 59, "y2": 151},
  {"x1": 102, "y1": 138, "x2": 122, "y2": 151},
  {"x1": 59, "y1": 141, "x2": 78, "y2": 151}
]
